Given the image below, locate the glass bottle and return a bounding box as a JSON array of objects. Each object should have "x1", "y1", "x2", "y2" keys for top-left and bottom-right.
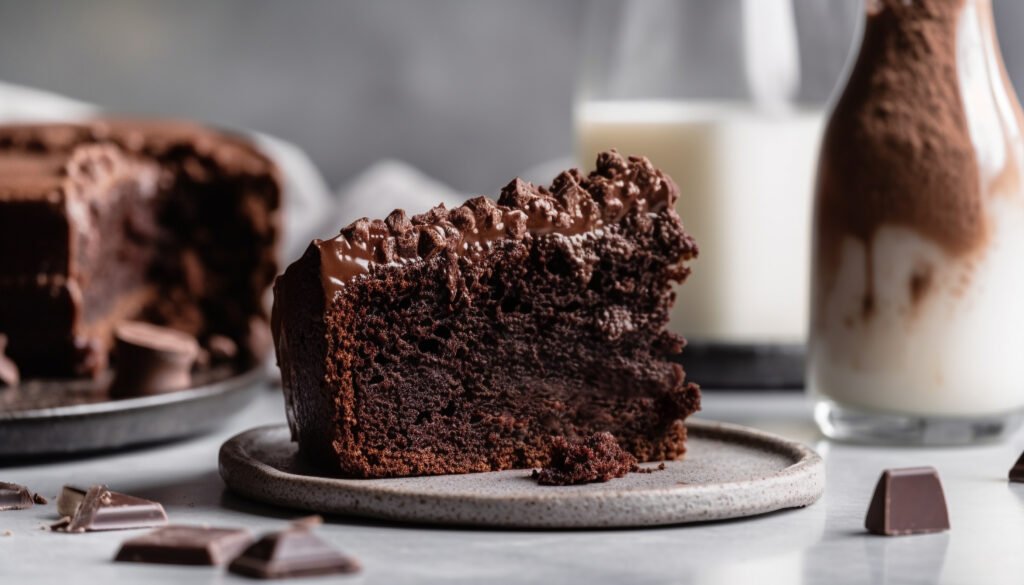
[
  {"x1": 575, "y1": 0, "x2": 856, "y2": 387},
  {"x1": 809, "y1": 0, "x2": 1024, "y2": 444}
]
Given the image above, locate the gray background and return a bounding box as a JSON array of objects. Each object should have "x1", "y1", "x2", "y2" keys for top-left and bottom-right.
[{"x1": 0, "y1": 0, "x2": 1022, "y2": 192}]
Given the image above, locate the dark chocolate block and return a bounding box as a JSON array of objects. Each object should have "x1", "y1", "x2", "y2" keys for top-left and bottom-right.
[
  {"x1": 228, "y1": 526, "x2": 360, "y2": 579},
  {"x1": 0, "y1": 482, "x2": 33, "y2": 511},
  {"x1": 115, "y1": 525, "x2": 253, "y2": 566},
  {"x1": 58, "y1": 485, "x2": 167, "y2": 533},
  {"x1": 865, "y1": 467, "x2": 950, "y2": 536},
  {"x1": 108, "y1": 321, "x2": 199, "y2": 398},
  {"x1": 0, "y1": 120, "x2": 281, "y2": 379},
  {"x1": 273, "y1": 151, "x2": 700, "y2": 478}
]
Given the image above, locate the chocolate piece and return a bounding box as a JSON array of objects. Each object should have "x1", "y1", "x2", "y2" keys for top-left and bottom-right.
[
  {"x1": 0, "y1": 119, "x2": 281, "y2": 380},
  {"x1": 0, "y1": 482, "x2": 34, "y2": 511},
  {"x1": 56, "y1": 485, "x2": 87, "y2": 518},
  {"x1": 273, "y1": 151, "x2": 700, "y2": 479},
  {"x1": 207, "y1": 334, "x2": 239, "y2": 363},
  {"x1": 59, "y1": 485, "x2": 167, "y2": 533},
  {"x1": 32, "y1": 493, "x2": 47, "y2": 505},
  {"x1": 115, "y1": 525, "x2": 253, "y2": 566},
  {"x1": 1009, "y1": 452, "x2": 1024, "y2": 483},
  {"x1": 533, "y1": 432, "x2": 639, "y2": 486},
  {"x1": 228, "y1": 526, "x2": 360, "y2": 579},
  {"x1": 0, "y1": 334, "x2": 19, "y2": 387},
  {"x1": 108, "y1": 321, "x2": 199, "y2": 398},
  {"x1": 865, "y1": 467, "x2": 950, "y2": 536}
]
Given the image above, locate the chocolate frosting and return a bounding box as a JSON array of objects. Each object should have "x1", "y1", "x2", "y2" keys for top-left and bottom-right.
[{"x1": 315, "y1": 151, "x2": 677, "y2": 303}]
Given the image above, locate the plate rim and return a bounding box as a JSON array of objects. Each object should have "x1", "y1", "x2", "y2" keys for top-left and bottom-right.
[
  {"x1": 0, "y1": 366, "x2": 266, "y2": 421},
  {"x1": 219, "y1": 419, "x2": 825, "y2": 526}
]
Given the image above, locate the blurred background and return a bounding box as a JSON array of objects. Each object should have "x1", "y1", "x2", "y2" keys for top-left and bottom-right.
[
  {"x1": 0, "y1": 0, "x2": 1020, "y2": 192},
  {"x1": 2, "y1": 0, "x2": 1023, "y2": 387}
]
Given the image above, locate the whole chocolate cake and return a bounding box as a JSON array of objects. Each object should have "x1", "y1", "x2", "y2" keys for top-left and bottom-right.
[
  {"x1": 273, "y1": 151, "x2": 699, "y2": 478},
  {"x1": 0, "y1": 120, "x2": 281, "y2": 378}
]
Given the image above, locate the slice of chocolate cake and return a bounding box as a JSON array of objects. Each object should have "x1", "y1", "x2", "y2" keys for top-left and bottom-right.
[
  {"x1": 273, "y1": 151, "x2": 699, "y2": 478},
  {"x1": 0, "y1": 120, "x2": 281, "y2": 378}
]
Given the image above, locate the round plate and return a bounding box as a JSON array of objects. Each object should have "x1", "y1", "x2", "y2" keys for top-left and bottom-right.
[
  {"x1": 219, "y1": 420, "x2": 825, "y2": 528},
  {"x1": 0, "y1": 367, "x2": 266, "y2": 458}
]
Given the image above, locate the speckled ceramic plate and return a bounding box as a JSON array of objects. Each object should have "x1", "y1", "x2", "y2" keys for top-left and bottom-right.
[
  {"x1": 0, "y1": 366, "x2": 266, "y2": 458},
  {"x1": 219, "y1": 420, "x2": 825, "y2": 528}
]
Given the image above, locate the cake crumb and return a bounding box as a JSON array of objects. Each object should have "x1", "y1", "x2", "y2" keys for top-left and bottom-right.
[
  {"x1": 634, "y1": 462, "x2": 667, "y2": 474},
  {"x1": 32, "y1": 493, "x2": 47, "y2": 505},
  {"x1": 2, "y1": 530, "x2": 12, "y2": 537},
  {"x1": 533, "y1": 432, "x2": 639, "y2": 486}
]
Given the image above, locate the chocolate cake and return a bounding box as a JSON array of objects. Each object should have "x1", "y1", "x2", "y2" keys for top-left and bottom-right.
[
  {"x1": 273, "y1": 151, "x2": 699, "y2": 478},
  {"x1": 0, "y1": 120, "x2": 281, "y2": 378}
]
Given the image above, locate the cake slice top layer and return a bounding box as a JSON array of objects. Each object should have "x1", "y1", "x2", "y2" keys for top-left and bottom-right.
[
  {"x1": 0, "y1": 119, "x2": 275, "y2": 179},
  {"x1": 314, "y1": 150, "x2": 681, "y2": 302}
]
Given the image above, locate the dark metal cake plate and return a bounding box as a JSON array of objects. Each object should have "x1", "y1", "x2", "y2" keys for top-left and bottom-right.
[
  {"x1": 219, "y1": 420, "x2": 825, "y2": 529},
  {"x1": 0, "y1": 367, "x2": 265, "y2": 458}
]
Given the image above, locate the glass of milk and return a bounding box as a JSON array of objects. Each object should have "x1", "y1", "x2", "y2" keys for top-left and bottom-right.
[{"x1": 575, "y1": 0, "x2": 856, "y2": 388}]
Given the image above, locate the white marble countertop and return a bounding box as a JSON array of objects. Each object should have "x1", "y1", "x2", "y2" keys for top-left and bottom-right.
[{"x1": 2, "y1": 384, "x2": 1022, "y2": 584}]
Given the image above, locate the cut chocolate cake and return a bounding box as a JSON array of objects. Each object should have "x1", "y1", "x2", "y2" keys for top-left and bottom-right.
[
  {"x1": 273, "y1": 151, "x2": 699, "y2": 478},
  {"x1": 0, "y1": 120, "x2": 280, "y2": 378}
]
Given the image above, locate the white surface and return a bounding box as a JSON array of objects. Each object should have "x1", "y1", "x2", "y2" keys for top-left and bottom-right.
[
  {"x1": 2, "y1": 387, "x2": 1022, "y2": 584},
  {"x1": 576, "y1": 100, "x2": 823, "y2": 344}
]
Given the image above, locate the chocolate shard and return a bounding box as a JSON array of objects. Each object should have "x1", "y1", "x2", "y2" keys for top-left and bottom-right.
[
  {"x1": 56, "y1": 485, "x2": 88, "y2": 518},
  {"x1": 115, "y1": 525, "x2": 254, "y2": 566},
  {"x1": 0, "y1": 334, "x2": 20, "y2": 388},
  {"x1": 59, "y1": 485, "x2": 167, "y2": 533},
  {"x1": 1009, "y1": 452, "x2": 1024, "y2": 483},
  {"x1": 865, "y1": 467, "x2": 950, "y2": 536},
  {"x1": 228, "y1": 525, "x2": 360, "y2": 579},
  {"x1": 0, "y1": 482, "x2": 34, "y2": 511},
  {"x1": 108, "y1": 321, "x2": 199, "y2": 398}
]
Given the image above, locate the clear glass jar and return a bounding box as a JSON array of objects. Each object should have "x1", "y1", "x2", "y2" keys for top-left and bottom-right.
[
  {"x1": 575, "y1": 0, "x2": 856, "y2": 387},
  {"x1": 809, "y1": 0, "x2": 1024, "y2": 444}
]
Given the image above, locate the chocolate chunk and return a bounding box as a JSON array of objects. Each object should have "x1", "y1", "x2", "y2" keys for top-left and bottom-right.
[
  {"x1": 207, "y1": 334, "x2": 239, "y2": 363},
  {"x1": 0, "y1": 334, "x2": 20, "y2": 388},
  {"x1": 0, "y1": 482, "x2": 34, "y2": 511},
  {"x1": 57, "y1": 485, "x2": 167, "y2": 533},
  {"x1": 865, "y1": 467, "x2": 950, "y2": 536},
  {"x1": 1009, "y1": 452, "x2": 1024, "y2": 482},
  {"x1": 228, "y1": 525, "x2": 360, "y2": 579},
  {"x1": 108, "y1": 321, "x2": 199, "y2": 398},
  {"x1": 56, "y1": 485, "x2": 88, "y2": 518},
  {"x1": 115, "y1": 525, "x2": 253, "y2": 566}
]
